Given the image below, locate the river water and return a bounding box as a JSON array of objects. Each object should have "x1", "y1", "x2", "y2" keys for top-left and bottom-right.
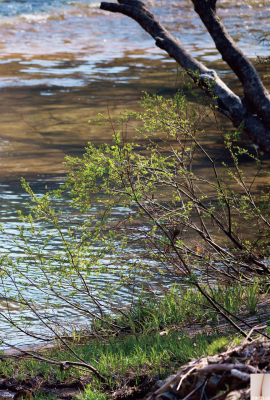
[{"x1": 0, "y1": 0, "x2": 270, "y2": 346}]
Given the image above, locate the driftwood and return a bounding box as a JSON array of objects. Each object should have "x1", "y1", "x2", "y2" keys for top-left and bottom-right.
[
  {"x1": 145, "y1": 332, "x2": 270, "y2": 400},
  {"x1": 100, "y1": 0, "x2": 270, "y2": 155}
]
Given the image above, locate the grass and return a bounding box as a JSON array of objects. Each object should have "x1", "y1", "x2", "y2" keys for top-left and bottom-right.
[
  {"x1": 244, "y1": 281, "x2": 260, "y2": 315},
  {"x1": 1, "y1": 330, "x2": 233, "y2": 383},
  {"x1": 1, "y1": 330, "x2": 235, "y2": 400},
  {"x1": 0, "y1": 281, "x2": 262, "y2": 399},
  {"x1": 77, "y1": 389, "x2": 108, "y2": 400},
  {"x1": 117, "y1": 280, "x2": 262, "y2": 332}
]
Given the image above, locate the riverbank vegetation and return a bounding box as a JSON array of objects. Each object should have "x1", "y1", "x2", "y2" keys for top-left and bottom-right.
[
  {"x1": 0, "y1": 289, "x2": 251, "y2": 399},
  {"x1": 1, "y1": 80, "x2": 270, "y2": 397},
  {"x1": 0, "y1": 283, "x2": 268, "y2": 399}
]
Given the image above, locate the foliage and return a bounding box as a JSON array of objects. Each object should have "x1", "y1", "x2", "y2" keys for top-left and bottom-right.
[{"x1": 0, "y1": 84, "x2": 269, "y2": 380}]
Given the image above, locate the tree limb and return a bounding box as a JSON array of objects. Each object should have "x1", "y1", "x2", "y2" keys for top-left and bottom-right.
[
  {"x1": 100, "y1": 0, "x2": 270, "y2": 154},
  {"x1": 191, "y1": 0, "x2": 270, "y2": 126}
]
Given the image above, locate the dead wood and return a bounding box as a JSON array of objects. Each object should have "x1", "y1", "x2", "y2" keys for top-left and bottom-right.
[{"x1": 145, "y1": 334, "x2": 270, "y2": 400}]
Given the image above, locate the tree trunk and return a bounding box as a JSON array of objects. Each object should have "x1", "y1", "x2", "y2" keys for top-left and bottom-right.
[{"x1": 100, "y1": 0, "x2": 270, "y2": 155}]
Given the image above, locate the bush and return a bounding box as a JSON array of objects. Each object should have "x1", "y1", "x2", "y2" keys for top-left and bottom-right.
[{"x1": 0, "y1": 84, "x2": 269, "y2": 379}]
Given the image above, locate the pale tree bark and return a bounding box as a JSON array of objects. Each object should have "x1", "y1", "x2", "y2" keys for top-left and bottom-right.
[{"x1": 100, "y1": 0, "x2": 270, "y2": 155}]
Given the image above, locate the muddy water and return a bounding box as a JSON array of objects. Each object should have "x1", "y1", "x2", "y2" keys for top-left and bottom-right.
[{"x1": 0, "y1": 0, "x2": 270, "y2": 345}]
